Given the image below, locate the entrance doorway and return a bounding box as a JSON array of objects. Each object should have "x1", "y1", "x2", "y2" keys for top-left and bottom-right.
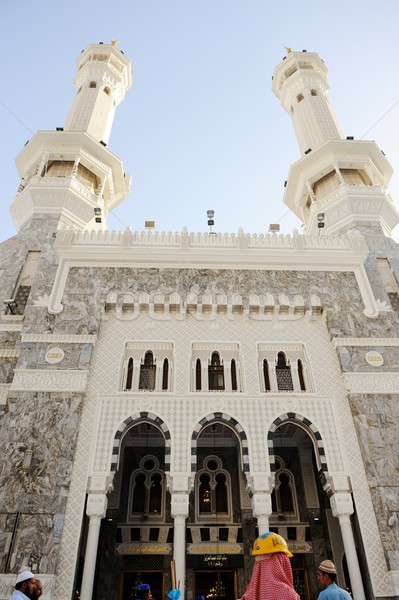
[
  {"x1": 121, "y1": 571, "x2": 164, "y2": 600},
  {"x1": 194, "y1": 570, "x2": 237, "y2": 600}
]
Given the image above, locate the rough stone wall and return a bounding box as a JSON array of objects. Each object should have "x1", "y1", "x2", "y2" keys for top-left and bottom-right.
[
  {"x1": 350, "y1": 393, "x2": 399, "y2": 572},
  {"x1": 0, "y1": 217, "x2": 87, "y2": 576},
  {"x1": 0, "y1": 391, "x2": 83, "y2": 574}
]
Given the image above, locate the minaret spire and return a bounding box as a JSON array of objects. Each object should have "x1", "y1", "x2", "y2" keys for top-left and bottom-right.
[
  {"x1": 10, "y1": 42, "x2": 132, "y2": 233},
  {"x1": 272, "y1": 50, "x2": 399, "y2": 237}
]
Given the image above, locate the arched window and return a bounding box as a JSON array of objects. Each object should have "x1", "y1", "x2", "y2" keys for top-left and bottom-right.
[
  {"x1": 139, "y1": 351, "x2": 156, "y2": 390},
  {"x1": 208, "y1": 352, "x2": 224, "y2": 390},
  {"x1": 276, "y1": 352, "x2": 293, "y2": 391},
  {"x1": 126, "y1": 357, "x2": 133, "y2": 390},
  {"x1": 162, "y1": 358, "x2": 169, "y2": 391},
  {"x1": 149, "y1": 472, "x2": 162, "y2": 513},
  {"x1": 263, "y1": 359, "x2": 271, "y2": 392},
  {"x1": 199, "y1": 473, "x2": 212, "y2": 513},
  {"x1": 271, "y1": 457, "x2": 298, "y2": 519},
  {"x1": 231, "y1": 359, "x2": 237, "y2": 391},
  {"x1": 196, "y1": 456, "x2": 231, "y2": 520},
  {"x1": 215, "y1": 473, "x2": 228, "y2": 512},
  {"x1": 129, "y1": 456, "x2": 165, "y2": 521},
  {"x1": 298, "y1": 359, "x2": 306, "y2": 391},
  {"x1": 131, "y1": 472, "x2": 146, "y2": 512},
  {"x1": 89, "y1": 81, "x2": 97, "y2": 88},
  {"x1": 196, "y1": 358, "x2": 202, "y2": 391},
  {"x1": 103, "y1": 86, "x2": 111, "y2": 95},
  {"x1": 310, "y1": 89, "x2": 317, "y2": 96},
  {"x1": 297, "y1": 93, "x2": 304, "y2": 102}
]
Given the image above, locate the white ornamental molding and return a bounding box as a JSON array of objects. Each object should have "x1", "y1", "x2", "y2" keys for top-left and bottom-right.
[
  {"x1": 0, "y1": 384, "x2": 10, "y2": 405},
  {"x1": 344, "y1": 372, "x2": 399, "y2": 393},
  {"x1": 333, "y1": 338, "x2": 399, "y2": 347},
  {"x1": 21, "y1": 334, "x2": 97, "y2": 344},
  {"x1": 11, "y1": 369, "x2": 89, "y2": 392},
  {"x1": 0, "y1": 322, "x2": 23, "y2": 331},
  {"x1": 0, "y1": 349, "x2": 20, "y2": 357}
]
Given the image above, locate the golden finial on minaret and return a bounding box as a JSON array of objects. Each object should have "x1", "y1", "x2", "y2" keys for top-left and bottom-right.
[
  {"x1": 111, "y1": 40, "x2": 119, "y2": 46},
  {"x1": 285, "y1": 46, "x2": 293, "y2": 54}
]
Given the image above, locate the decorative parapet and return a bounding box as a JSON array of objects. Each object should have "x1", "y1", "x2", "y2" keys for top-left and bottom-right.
[
  {"x1": 343, "y1": 372, "x2": 399, "y2": 393},
  {"x1": 54, "y1": 227, "x2": 369, "y2": 253},
  {"x1": 11, "y1": 369, "x2": 89, "y2": 392}
]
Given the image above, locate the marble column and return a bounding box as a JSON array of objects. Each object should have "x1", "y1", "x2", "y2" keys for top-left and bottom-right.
[
  {"x1": 251, "y1": 492, "x2": 273, "y2": 536},
  {"x1": 80, "y1": 493, "x2": 108, "y2": 600},
  {"x1": 330, "y1": 493, "x2": 366, "y2": 600},
  {"x1": 171, "y1": 492, "x2": 190, "y2": 599}
]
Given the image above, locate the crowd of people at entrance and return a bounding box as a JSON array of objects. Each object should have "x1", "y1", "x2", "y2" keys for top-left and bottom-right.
[{"x1": 8, "y1": 534, "x2": 352, "y2": 600}]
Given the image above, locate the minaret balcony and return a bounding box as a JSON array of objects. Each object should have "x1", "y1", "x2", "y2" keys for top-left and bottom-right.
[{"x1": 305, "y1": 183, "x2": 399, "y2": 236}]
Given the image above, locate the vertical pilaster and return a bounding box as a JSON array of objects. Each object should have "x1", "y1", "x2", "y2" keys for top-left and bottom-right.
[
  {"x1": 330, "y1": 493, "x2": 366, "y2": 600},
  {"x1": 80, "y1": 494, "x2": 108, "y2": 600},
  {"x1": 171, "y1": 493, "x2": 190, "y2": 599}
]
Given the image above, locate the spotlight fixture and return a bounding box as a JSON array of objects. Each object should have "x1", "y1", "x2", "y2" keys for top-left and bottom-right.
[
  {"x1": 207, "y1": 210, "x2": 215, "y2": 234},
  {"x1": 94, "y1": 207, "x2": 102, "y2": 223}
]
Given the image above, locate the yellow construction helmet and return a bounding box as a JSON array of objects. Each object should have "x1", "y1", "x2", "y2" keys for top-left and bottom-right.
[{"x1": 252, "y1": 532, "x2": 293, "y2": 558}]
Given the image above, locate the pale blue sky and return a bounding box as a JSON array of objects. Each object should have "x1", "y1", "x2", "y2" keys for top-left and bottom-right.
[{"x1": 1, "y1": 1, "x2": 399, "y2": 242}]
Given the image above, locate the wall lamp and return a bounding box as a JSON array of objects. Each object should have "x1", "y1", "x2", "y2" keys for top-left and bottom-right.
[
  {"x1": 22, "y1": 448, "x2": 33, "y2": 475},
  {"x1": 3, "y1": 299, "x2": 17, "y2": 315},
  {"x1": 317, "y1": 213, "x2": 325, "y2": 229}
]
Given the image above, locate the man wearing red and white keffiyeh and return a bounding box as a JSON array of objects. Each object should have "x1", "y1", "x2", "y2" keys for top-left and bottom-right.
[
  {"x1": 240, "y1": 553, "x2": 300, "y2": 600},
  {"x1": 239, "y1": 532, "x2": 300, "y2": 600}
]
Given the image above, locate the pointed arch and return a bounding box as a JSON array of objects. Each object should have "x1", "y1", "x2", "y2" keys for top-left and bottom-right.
[
  {"x1": 191, "y1": 412, "x2": 249, "y2": 475},
  {"x1": 267, "y1": 413, "x2": 328, "y2": 477},
  {"x1": 110, "y1": 412, "x2": 171, "y2": 474}
]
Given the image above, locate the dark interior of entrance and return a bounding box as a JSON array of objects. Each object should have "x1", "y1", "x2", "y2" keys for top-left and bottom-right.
[
  {"x1": 121, "y1": 571, "x2": 164, "y2": 600},
  {"x1": 194, "y1": 570, "x2": 237, "y2": 600}
]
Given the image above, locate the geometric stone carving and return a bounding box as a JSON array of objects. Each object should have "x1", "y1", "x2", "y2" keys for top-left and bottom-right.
[
  {"x1": 343, "y1": 372, "x2": 399, "y2": 393},
  {"x1": 11, "y1": 369, "x2": 89, "y2": 392}
]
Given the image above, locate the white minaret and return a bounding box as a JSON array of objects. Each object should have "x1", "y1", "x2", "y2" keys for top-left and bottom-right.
[
  {"x1": 273, "y1": 49, "x2": 399, "y2": 236},
  {"x1": 272, "y1": 50, "x2": 344, "y2": 155},
  {"x1": 64, "y1": 42, "x2": 131, "y2": 145},
  {"x1": 10, "y1": 42, "x2": 132, "y2": 233}
]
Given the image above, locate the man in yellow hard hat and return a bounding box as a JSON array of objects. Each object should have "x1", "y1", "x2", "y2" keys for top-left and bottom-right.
[{"x1": 239, "y1": 532, "x2": 300, "y2": 600}]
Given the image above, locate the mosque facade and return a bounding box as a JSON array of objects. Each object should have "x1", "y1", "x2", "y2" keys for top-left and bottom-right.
[{"x1": 0, "y1": 43, "x2": 399, "y2": 600}]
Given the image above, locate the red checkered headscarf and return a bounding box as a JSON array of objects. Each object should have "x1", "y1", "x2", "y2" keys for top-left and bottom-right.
[{"x1": 240, "y1": 553, "x2": 300, "y2": 600}]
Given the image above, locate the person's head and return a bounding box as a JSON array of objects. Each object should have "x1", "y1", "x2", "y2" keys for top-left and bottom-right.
[
  {"x1": 252, "y1": 532, "x2": 293, "y2": 558},
  {"x1": 137, "y1": 583, "x2": 152, "y2": 600},
  {"x1": 317, "y1": 560, "x2": 337, "y2": 588},
  {"x1": 15, "y1": 571, "x2": 36, "y2": 599},
  {"x1": 33, "y1": 579, "x2": 43, "y2": 599}
]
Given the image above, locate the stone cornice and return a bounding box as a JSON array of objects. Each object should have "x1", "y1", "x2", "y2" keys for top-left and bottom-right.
[
  {"x1": 344, "y1": 372, "x2": 399, "y2": 393},
  {"x1": 11, "y1": 369, "x2": 89, "y2": 392},
  {"x1": 21, "y1": 334, "x2": 97, "y2": 344},
  {"x1": 333, "y1": 337, "x2": 399, "y2": 347},
  {"x1": 47, "y1": 229, "x2": 379, "y2": 319}
]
